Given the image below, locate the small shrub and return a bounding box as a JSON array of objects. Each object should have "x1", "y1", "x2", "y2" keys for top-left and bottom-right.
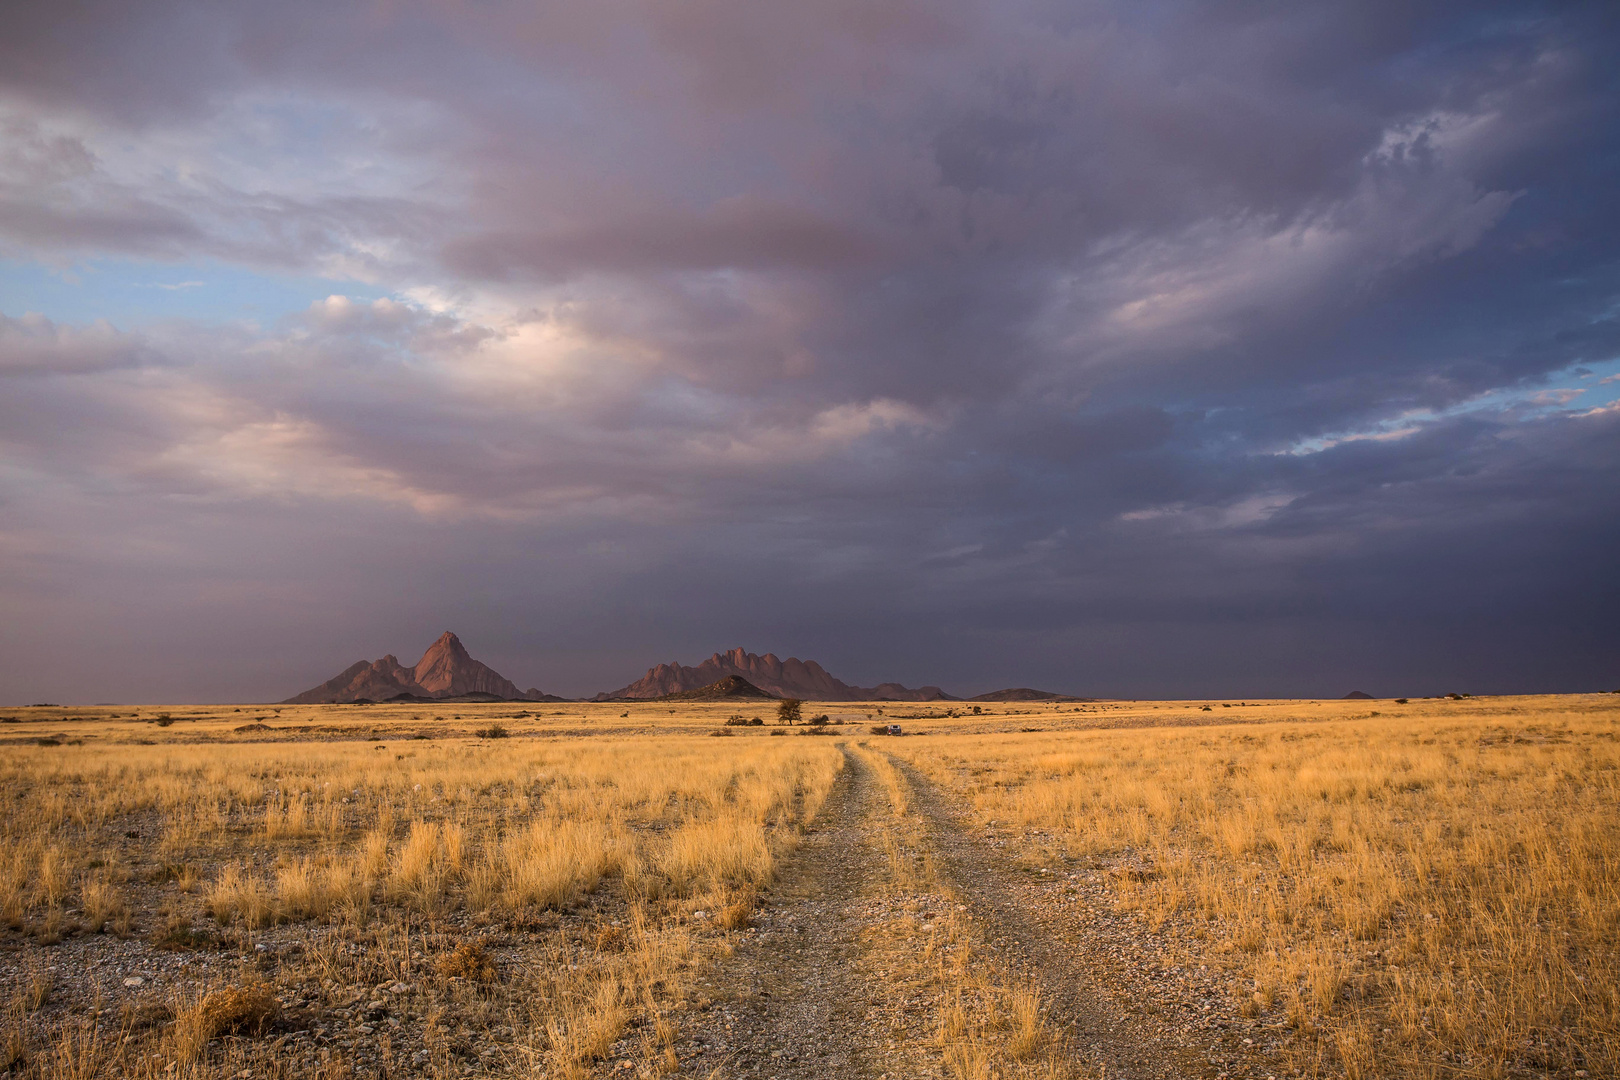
[
  {"x1": 808, "y1": 714, "x2": 829, "y2": 726},
  {"x1": 869, "y1": 725, "x2": 889, "y2": 735},
  {"x1": 155, "y1": 714, "x2": 174, "y2": 727},
  {"x1": 477, "y1": 724, "x2": 509, "y2": 739},
  {"x1": 437, "y1": 940, "x2": 497, "y2": 983},
  {"x1": 200, "y1": 981, "x2": 279, "y2": 1035},
  {"x1": 709, "y1": 729, "x2": 735, "y2": 737},
  {"x1": 172, "y1": 980, "x2": 279, "y2": 1061},
  {"x1": 1395, "y1": 698, "x2": 1409, "y2": 704}
]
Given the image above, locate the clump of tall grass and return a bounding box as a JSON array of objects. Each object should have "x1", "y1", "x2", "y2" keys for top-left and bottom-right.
[
  {"x1": 207, "y1": 864, "x2": 274, "y2": 928},
  {"x1": 389, "y1": 820, "x2": 465, "y2": 911},
  {"x1": 661, "y1": 816, "x2": 771, "y2": 896}
]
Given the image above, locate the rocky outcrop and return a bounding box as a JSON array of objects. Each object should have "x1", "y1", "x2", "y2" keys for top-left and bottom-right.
[
  {"x1": 595, "y1": 647, "x2": 956, "y2": 702},
  {"x1": 651, "y1": 676, "x2": 778, "y2": 701},
  {"x1": 284, "y1": 632, "x2": 553, "y2": 704}
]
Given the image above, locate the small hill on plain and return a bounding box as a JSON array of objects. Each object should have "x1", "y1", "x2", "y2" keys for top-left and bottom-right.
[
  {"x1": 969, "y1": 688, "x2": 1091, "y2": 702},
  {"x1": 650, "y1": 676, "x2": 778, "y2": 701}
]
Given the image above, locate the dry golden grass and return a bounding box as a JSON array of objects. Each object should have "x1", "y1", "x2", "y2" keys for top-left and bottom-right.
[
  {"x1": 0, "y1": 714, "x2": 845, "y2": 1079},
  {"x1": 890, "y1": 695, "x2": 1620, "y2": 1078},
  {"x1": 2, "y1": 692, "x2": 1614, "y2": 1078}
]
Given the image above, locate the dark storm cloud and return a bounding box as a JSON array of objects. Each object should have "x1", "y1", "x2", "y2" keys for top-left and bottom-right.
[{"x1": 0, "y1": 0, "x2": 1617, "y2": 701}]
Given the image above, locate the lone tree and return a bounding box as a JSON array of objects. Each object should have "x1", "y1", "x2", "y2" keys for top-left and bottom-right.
[{"x1": 777, "y1": 698, "x2": 803, "y2": 725}]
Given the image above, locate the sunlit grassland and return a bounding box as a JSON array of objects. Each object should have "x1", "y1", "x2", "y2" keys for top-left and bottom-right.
[
  {"x1": 889, "y1": 695, "x2": 1620, "y2": 1079},
  {"x1": 0, "y1": 727, "x2": 843, "y2": 1078},
  {"x1": 2, "y1": 692, "x2": 1614, "y2": 1078}
]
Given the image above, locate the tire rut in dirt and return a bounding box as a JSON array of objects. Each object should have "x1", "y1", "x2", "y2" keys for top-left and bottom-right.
[
  {"x1": 677, "y1": 747, "x2": 894, "y2": 1079},
  {"x1": 891, "y1": 755, "x2": 1210, "y2": 1080}
]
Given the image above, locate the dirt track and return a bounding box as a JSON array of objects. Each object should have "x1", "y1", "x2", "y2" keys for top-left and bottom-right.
[{"x1": 672, "y1": 744, "x2": 1227, "y2": 1080}]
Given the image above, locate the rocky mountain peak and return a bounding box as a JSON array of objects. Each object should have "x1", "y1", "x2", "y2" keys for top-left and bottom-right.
[{"x1": 284, "y1": 632, "x2": 547, "y2": 704}]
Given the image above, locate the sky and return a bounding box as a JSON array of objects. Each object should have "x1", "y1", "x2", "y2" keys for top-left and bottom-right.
[{"x1": 2, "y1": 0, "x2": 1617, "y2": 704}]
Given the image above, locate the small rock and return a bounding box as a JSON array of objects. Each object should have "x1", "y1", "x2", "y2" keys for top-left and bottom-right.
[
  {"x1": 389, "y1": 982, "x2": 408, "y2": 994},
  {"x1": 123, "y1": 977, "x2": 144, "y2": 988}
]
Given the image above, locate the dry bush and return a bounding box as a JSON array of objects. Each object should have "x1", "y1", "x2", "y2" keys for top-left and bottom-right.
[
  {"x1": 437, "y1": 939, "x2": 497, "y2": 983},
  {"x1": 171, "y1": 979, "x2": 279, "y2": 1063}
]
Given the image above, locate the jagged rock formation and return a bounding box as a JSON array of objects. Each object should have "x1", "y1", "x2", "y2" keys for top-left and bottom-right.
[
  {"x1": 284, "y1": 632, "x2": 558, "y2": 704},
  {"x1": 968, "y1": 688, "x2": 1090, "y2": 702},
  {"x1": 595, "y1": 647, "x2": 954, "y2": 702}
]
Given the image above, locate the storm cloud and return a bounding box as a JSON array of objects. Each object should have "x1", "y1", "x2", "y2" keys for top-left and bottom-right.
[{"x1": 1, "y1": 0, "x2": 1616, "y2": 702}]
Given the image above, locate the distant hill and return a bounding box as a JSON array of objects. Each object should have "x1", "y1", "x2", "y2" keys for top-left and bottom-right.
[
  {"x1": 284, "y1": 632, "x2": 563, "y2": 704},
  {"x1": 595, "y1": 647, "x2": 954, "y2": 702},
  {"x1": 968, "y1": 688, "x2": 1092, "y2": 702},
  {"x1": 651, "y1": 676, "x2": 778, "y2": 701},
  {"x1": 1343, "y1": 690, "x2": 1375, "y2": 700}
]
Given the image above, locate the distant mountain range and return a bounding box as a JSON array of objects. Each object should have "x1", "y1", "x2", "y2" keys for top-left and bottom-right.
[
  {"x1": 595, "y1": 647, "x2": 957, "y2": 702},
  {"x1": 286, "y1": 635, "x2": 1078, "y2": 704}
]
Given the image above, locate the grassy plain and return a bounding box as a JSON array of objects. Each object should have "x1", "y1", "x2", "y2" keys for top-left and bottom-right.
[
  {"x1": 887, "y1": 694, "x2": 1620, "y2": 1079},
  {"x1": 0, "y1": 692, "x2": 1615, "y2": 1079}
]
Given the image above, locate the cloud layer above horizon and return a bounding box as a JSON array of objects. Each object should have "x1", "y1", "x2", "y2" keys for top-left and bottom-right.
[{"x1": 2, "y1": 0, "x2": 1617, "y2": 702}]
